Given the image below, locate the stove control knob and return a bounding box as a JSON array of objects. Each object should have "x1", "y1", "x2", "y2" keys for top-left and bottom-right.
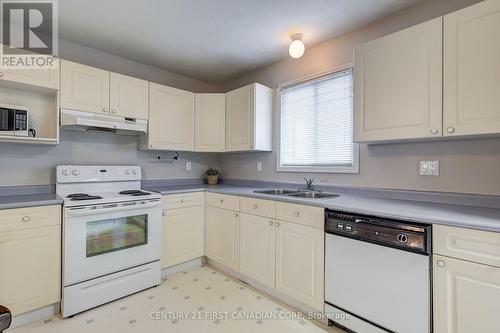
[
  {"x1": 125, "y1": 169, "x2": 131, "y2": 175},
  {"x1": 71, "y1": 169, "x2": 80, "y2": 176},
  {"x1": 62, "y1": 169, "x2": 70, "y2": 176},
  {"x1": 132, "y1": 169, "x2": 137, "y2": 175}
]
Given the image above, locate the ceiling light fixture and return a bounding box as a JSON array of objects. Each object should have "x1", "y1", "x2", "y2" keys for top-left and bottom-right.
[{"x1": 289, "y1": 33, "x2": 305, "y2": 59}]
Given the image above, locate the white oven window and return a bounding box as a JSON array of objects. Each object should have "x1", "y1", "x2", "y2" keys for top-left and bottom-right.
[{"x1": 86, "y1": 214, "x2": 148, "y2": 257}]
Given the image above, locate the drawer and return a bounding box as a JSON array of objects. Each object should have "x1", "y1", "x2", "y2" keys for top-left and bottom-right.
[
  {"x1": 240, "y1": 197, "x2": 275, "y2": 218},
  {"x1": 206, "y1": 193, "x2": 239, "y2": 211},
  {"x1": 433, "y1": 224, "x2": 500, "y2": 268},
  {"x1": 276, "y1": 202, "x2": 324, "y2": 229},
  {"x1": 0, "y1": 205, "x2": 61, "y2": 233},
  {"x1": 162, "y1": 192, "x2": 204, "y2": 210}
]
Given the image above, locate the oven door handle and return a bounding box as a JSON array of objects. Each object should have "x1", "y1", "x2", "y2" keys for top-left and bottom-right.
[{"x1": 65, "y1": 200, "x2": 160, "y2": 217}]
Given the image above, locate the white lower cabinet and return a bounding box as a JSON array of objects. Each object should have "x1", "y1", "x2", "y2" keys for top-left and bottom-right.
[
  {"x1": 433, "y1": 254, "x2": 500, "y2": 333},
  {"x1": 205, "y1": 206, "x2": 240, "y2": 271},
  {"x1": 275, "y1": 220, "x2": 324, "y2": 311},
  {"x1": 239, "y1": 213, "x2": 275, "y2": 288},
  {"x1": 161, "y1": 205, "x2": 204, "y2": 268},
  {"x1": 0, "y1": 205, "x2": 61, "y2": 316}
]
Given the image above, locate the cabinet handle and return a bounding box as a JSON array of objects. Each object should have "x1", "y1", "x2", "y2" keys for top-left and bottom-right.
[
  {"x1": 111, "y1": 109, "x2": 117, "y2": 114},
  {"x1": 447, "y1": 127, "x2": 455, "y2": 134},
  {"x1": 181, "y1": 199, "x2": 185, "y2": 203},
  {"x1": 0, "y1": 72, "x2": 3, "y2": 77},
  {"x1": 102, "y1": 108, "x2": 108, "y2": 113},
  {"x1": 253, "y1": 204, "x2": 258, "y2": 209},
  {"x1": 269, "y1": 220, "x2": 273, "y2": 226},
  {"x1": 275, "y1": 222, "x2": 280, "y2": 227},
  {"x1": 22, "y1": 216, "x2": 31, "y2": 222},
  {"x1": 294, "y1": 211, "x2": 300, "y2": 217},
  {"x1": 150, "y1": 144, "x2": 155, "y2": 148},
  {"x1": 431, "y1": 128, "x2": 438, "y2": 135},
  {"x1": 437, "y1": 260, "x2": 446, "y2": 268},
  {"x1": 234, "y1": 213, "x2": 238, "y2": 218},
  {"x1": 220, "y1": 199, "x2": 224, "y2": 204},
  {"x1": 162, "y1": 211, "x2": 167, "y2": 217}
]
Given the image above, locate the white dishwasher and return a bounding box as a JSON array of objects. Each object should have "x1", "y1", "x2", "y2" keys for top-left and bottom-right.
[{"x1": 324, "y1": 210, "x2": 431, "y2": 333}]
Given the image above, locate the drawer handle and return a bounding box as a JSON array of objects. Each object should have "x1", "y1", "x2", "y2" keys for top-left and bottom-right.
[
  {"x1": 181, "y1": 199, "x2": 185, "y2": 203},
  {"x1": 162, "y1": 211, "x2": 167, "y2": 217},
  {"x1": 220, "y1": 199, "x2": 224, "y2": 204},
  {"x1": 0, "y1": 72, "x2": 3, "y2": 77},
  {"x1": 234, "y1": 213, "x2": 238, "y2": 218},
  {"x1": 253, "y1": 204, "x2": 258, "y2": 209},
  {"x1": 22, "y1": 216, "x2": 31, "y2": 222},
  {"x1": 269, "y1": 220, "x2": 273, "y2": 226},
  {"x1": 294, "y1": 211, "x2": 300, "y2": 217},
  {"x1": 275, "y1": 222, "x2": 280, "y2": 227},
  {"x1": 437, "y1": 260, "x2": 446, "y2": 268}
]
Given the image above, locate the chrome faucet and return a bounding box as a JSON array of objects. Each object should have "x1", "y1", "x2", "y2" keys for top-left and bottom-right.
[{"x1": 304, "y1": 177, "x2": 314, "y2": 191}]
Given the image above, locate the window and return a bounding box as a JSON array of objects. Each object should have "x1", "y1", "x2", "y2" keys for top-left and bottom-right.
[{"x1": 278, "y1": 67, "x2": 358, "y2": 173}]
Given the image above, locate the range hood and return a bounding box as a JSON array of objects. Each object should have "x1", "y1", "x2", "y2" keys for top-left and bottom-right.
[{"x1": 60, "y1": 109, "x2": 148, "y2": 135}]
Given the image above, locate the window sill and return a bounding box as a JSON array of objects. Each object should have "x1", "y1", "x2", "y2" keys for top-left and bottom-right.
[{"x1": 277, "y1": 165, "x2": 359, "y2": 174}]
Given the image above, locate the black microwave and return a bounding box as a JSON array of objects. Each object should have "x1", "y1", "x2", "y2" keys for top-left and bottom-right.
[{"x1": 0, "y1": 105, "x2": 28, "y2": 137}]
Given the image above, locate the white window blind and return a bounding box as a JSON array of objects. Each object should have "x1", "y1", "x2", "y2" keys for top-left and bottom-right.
[{"x1": 279, "y1": 68, "x2": 356, "y2": 172}]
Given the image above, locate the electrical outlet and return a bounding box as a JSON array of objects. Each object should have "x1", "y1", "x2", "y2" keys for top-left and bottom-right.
[
  {"x1": 256, "y1": 162, "x2": 262, "y2": 172},
  {"x1": 420, "y1": 161, "x2": 439, "y2": 176},
  {"x1": 186, "y1": 161, "x2": 191, "y2": 171}
]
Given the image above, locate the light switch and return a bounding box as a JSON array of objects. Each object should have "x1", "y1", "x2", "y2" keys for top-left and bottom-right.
[
  {"x1": 186, "y1": 161, "x2": 192, "y2": 171},
  {"x1": 420, "y1": 160, "x2": 439, "y2": 176},
  {"x1": 257, "y1": 162, "x2": 262, "y2": 172}
]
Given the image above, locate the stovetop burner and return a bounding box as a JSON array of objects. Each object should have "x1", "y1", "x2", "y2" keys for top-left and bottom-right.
[
  {"x1": 119, "y1": 190, "x2": 152, "y2": 196},
  {"x1": 67, "y1": 193, "x2": 103, "y2": 201}
]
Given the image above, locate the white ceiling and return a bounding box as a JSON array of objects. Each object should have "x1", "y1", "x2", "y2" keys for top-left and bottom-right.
[{"x1": 59, "y1": 0, "x2": 421, "y2": 84}]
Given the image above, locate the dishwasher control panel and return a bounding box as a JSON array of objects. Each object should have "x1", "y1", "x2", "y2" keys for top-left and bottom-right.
[{"x1": 325, "y1": 210, "x2": 431, "y2": 255}]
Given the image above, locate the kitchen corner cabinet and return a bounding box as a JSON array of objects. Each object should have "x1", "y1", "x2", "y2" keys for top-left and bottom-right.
[
  {"x1": 160, "y1": 193, "x2": 204, "y2": 268},
  {"x1": 60, "y1": 60, "x2": 110, "y2": 115},
  {"x1": 146, "y1": 83, "x2": 194, "y2": 151},
  {"x1": 195, "y1": 93, "x2": 226, "y2": 152},
  {"x1": 205, "y1": 204, "x2": 240, "y2": 271},
  {"x1": 239, "y1": 213, "x2": 275, "y2": 288},
  {"x1": 0, "y1": 205, "x2": 61, "y2": 316},
  {"x1": 443, "y1": 0, "x2": 500, "y2": 137},
  {"x1": 225, "y1": 83, "x2": 273, "y2": 152},
  {"x1": 275, "y1": 220, "x2": 324, "y2": 311},
  {"x1": 433, "y1": 224, "x2": 500, "y2": 333},
  {"x1": 109, "y1": 72, "x2": 149, "y2": 120},
  {"x1": 354, "y1": 17, "x2": 443, "y2": 142}
]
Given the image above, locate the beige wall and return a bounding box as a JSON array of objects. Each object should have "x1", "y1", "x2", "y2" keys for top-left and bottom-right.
[{"x1": 217, "y1": 0, "x2": 500, "y2": 196}]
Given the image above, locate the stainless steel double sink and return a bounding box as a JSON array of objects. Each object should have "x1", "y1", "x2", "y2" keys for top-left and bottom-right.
[{"x1": 253, "y1": 189, "x2": 339, "y2": 199}]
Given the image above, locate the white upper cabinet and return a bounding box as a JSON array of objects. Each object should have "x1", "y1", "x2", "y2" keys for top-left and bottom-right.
[
  {"x1": 354, "y1": 17, "x2": 443, "y2": 142},
  {"x1": 195, "y1": 93, "x2": 225, "y2": 152},
  {"x1": 60, "y1": 60, "x2": 110, "y2": 115},
  {"x1": 0, "y1": 64, "x2": 60, "y2": 90},
  {"x1": 109, "y1": 72, "x2": 149, "y2": 120},
  {"x1": 147, "y1": 82, "x2": 194, "y2": 151},
  {"x1": 443, "y1": 0, "x2": 500, "y2": 137},
  {"x1": 226, "y1": 83, "x2": 273, "y2": 152}
]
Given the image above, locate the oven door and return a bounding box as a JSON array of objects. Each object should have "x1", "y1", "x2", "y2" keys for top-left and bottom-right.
[{"x1": 63, "y1": 199, "x2": 161, "y2": 286}]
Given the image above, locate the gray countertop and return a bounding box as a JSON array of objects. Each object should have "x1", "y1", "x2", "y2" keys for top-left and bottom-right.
[
  {"x1": 145, "y1": 184, "x2": 500, "y2": 233},
  {"x1": 0, "y1": 193, "x2": 63, "y2": 210}
]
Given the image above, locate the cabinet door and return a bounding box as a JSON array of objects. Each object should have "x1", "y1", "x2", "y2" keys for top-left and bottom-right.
[
  {"x1": 161, "y1": 206, "x2": 204, "y2": 268},
  {"x1": 148, "y1": 83, "x2": 194, "y2": 151},
  {"x1": 194, "y1": 93, "x2": 225, "y2": 152},
  {"x1": 443, "y1": 1, "x2": 500, "y2": 136},
  {"x1": 109, "y1": 72, "x2": 149, "y2": 120},
  {"x1": 226, "y1": 84, "x2": 254, "y2": 151},
  {"x1": 1, "y1": 60, "x2": 59, "y2": 90},
  {"x1": 239, "y1": 213, "x2": 275, "y2": 288},
  {"x1": 205, "y1": 207, "x2": 240, "y2": 271},
  {"x1": 275, "y1": 221, "x2": 324, "y2": 311},
  {"x1": 354, "y1": 18, "x2": 442, "y2": 142},
  {"x1": 433, "y1": 255, "x2": 500, "y2": 333},
  {"x1": 60, "y1": 60, "x2": 110, "y2": 115},
  {"x1": 0, "y1": 226, "x2": 61, "y2": 315}
]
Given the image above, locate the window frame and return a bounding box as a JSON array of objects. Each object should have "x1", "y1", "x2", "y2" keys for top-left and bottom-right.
[{"x1": 276, "y1": 64, "x2": 359, "y2": 174}]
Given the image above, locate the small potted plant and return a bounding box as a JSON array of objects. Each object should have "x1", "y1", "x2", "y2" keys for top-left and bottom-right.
[{"x1": 205, "y1": 168, "x2": 220, "y2": 185}]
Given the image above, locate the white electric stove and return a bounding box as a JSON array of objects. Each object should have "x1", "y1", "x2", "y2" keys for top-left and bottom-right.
[{"x1": 56, "y1": 165, "x2": 162, "y2": 317}]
